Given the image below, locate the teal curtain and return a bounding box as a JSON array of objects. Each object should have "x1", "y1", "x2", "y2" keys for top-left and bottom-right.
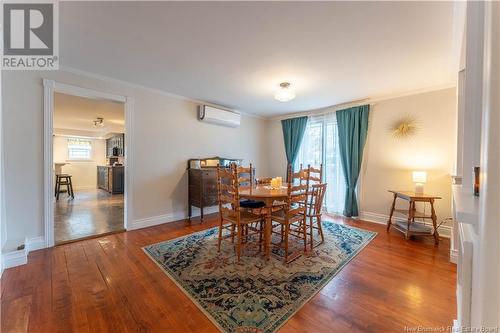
[
  {"x1": 336, "y1": 105, "x2": 370, "y2": 217},
  {"x1": 281, "y1": 116, "x2": 308, "y2": 175}
]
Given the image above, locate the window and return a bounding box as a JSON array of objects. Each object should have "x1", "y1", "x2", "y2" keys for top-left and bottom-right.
[
  {"x1": 295, "y1": 112, "x2": 346, "y2": 214},
  {"x1": 67, "y1": 138, "x2": 92, "y2": 160}
]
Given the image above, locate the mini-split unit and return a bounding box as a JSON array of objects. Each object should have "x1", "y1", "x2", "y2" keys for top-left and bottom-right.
[{"x1": 198, "y1": 105, "x2": 241, "y2": 128}]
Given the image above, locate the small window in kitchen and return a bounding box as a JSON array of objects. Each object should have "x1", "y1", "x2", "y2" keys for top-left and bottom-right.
[{"x1": 67, "y1": 138, "x2": 92, "y2": 160}]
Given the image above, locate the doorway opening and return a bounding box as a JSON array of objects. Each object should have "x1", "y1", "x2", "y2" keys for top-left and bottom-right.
[
  {"x1": 43, "y1": 80, "x2": 134, "y2": 248},
  {"x1": 53, "y1": 92, "x2": 125, "y2": 244}
]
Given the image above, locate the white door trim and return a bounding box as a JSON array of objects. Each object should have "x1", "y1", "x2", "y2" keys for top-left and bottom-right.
[{"x1": 43, "y1": 79, "x2": 134, "y2": 247}]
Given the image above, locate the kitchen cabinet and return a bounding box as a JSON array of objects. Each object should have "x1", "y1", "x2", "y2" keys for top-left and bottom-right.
[
  {"x1": 97, "y1": 166, "x2": 124, "y2": 194},
  {"x1": 106, "y1": 134, "x2": 125, "y2": 157}
]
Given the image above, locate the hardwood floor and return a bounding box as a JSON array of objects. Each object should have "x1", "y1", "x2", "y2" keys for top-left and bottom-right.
[
  {"x1": 54, "y1": 189, "x2": 124, "y2": 244},
  {"x1": 1, "y1": 214, "x2": 456, "y2": 332}
]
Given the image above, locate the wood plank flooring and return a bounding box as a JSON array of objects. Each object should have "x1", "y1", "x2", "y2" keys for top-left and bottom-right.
[{"x1": 1, "y1": 215, "x2": 456, "y2": 332}]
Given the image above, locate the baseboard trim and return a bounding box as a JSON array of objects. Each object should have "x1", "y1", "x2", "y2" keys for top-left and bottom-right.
[
  {"x1": 1, "y1": 236, "x2": 47, "y2": 271},
  {"x1": 131, "y1": 207, "x2": 219, "y2": 230},
  {"x1": 26, "y1": 236, "x2": 46, "y2": 252},
  {"x1": 359, "y1": 211, "x2": 452, "y2": 238},
  {"x1": 131, "y1": 212, "x2": 186, "y2": 230},
  {"x1": 2, "y1": 249, "x2": 27, "y2": 270},
  {"x1": 450, "y1": 249, "x2": 458, "y2": 264},
  {"x1": 359, "y1": 211, "x2": 395, "y2": 225}
]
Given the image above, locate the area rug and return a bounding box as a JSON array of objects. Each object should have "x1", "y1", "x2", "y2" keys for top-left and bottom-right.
[{"x1": 143, "y1": 221, "x2": 376, "y2": 333}]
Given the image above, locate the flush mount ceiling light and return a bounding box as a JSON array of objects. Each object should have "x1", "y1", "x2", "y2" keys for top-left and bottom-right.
[
  {"x1": 274, "y1": 82, "x2": 296, "y2": 102},
  {"x1": 93, "y1": 117, "x2": 104, "y2": 127}
]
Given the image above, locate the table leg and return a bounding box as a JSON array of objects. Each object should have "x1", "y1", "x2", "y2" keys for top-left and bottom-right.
[
  {"x1": 264, "y1": 198, "x2": 274, "y2": 259},
  {"x1": 430, "y1": 199, "x2": 439, "y2": 245},
  {"x1": 264, "y1": 211, "x2": 273, "y2": 258},
  {"x1": 387, "y1": 193, "x2": 397, "y2": 231},
  {"x1": 406, "y1": 200, "x2": 414, "y2": 240}
]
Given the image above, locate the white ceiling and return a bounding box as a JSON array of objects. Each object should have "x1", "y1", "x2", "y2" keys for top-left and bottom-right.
[
  {"x1": 60, "y1": 1, "x2": 459, "y2": 117},
  {"x1": 54, "y1": 92, "x2": 125, "y2": 137}
]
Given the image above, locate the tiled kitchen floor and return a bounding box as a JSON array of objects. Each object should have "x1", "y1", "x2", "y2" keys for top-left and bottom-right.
[{"x1": 54, "y1": 189, "x2": 124, "y2": 244}]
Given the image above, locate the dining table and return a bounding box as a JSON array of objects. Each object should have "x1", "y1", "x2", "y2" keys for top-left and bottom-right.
[{"x1": 239, "y1": 184, "x2": 289, "y2": 257}]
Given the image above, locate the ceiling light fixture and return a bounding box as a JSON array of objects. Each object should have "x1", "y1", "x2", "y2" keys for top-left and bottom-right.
[
  {"x1": 93, "y1": 117, "x2": 104, "y2": 127},
  {"x1": 274, "y1": 82, "x2": 296, "y2": 102}
]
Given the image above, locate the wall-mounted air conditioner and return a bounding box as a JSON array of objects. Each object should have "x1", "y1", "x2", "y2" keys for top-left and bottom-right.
[{"x1": 198, "y1": 105, "x2": 240, "y2": 128}]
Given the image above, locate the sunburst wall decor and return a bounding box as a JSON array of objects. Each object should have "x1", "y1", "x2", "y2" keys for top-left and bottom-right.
[{"x1": 389, "y1": 116, "x2": 419, "y2": 139}]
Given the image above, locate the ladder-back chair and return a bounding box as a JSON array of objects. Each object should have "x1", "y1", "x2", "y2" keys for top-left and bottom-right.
[
  {"x1": 306, "y1": 183, "x2": 327, "y2": 249},
  {"x1": 271, "y1": 164, "x2": 309, "y2": 263},
  {"x1": 217, "y1": 164, "x2": 265, "y2": 261}
]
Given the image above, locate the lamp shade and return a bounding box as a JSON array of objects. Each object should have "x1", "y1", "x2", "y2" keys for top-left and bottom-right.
[{"x1": 412, "y1": 171, "x2": 427, "y2": 183}]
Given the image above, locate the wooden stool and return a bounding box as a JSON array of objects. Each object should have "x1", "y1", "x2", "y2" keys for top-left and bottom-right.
[
  {"x1": 55, "y1": 174, "x2": 74, "y2": 200},
  {"x1": 386, "y1": 190, "x2": 441, "y2": 244}
]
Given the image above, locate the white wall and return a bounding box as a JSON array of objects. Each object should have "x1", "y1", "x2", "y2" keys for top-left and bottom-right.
[
  {"x1": 267, "y1": 120, "x2": 288, "y2": 178},
  {"x1": 0, "y1": 66, "x2": 4, "y2": 272},
  {"x1": 53, "y1": 136, "x2": 107, "y2": 189},
  {"x1": 359, "y1": 88, "x2": 456, "y2": 226},
  {"x1": 2, "y1": 69, "x2": 269, "y2": 242},
  {"x1": 267, "y1": 88, "x2": 457, "y2": 229}
]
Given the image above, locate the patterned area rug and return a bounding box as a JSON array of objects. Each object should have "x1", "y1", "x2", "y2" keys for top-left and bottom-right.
[{"x1": 143, "y1": 221, "x2": 376, "y2": 333}]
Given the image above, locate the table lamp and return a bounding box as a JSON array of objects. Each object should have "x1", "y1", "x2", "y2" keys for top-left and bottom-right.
[{"x1": 412, "y1": 171, "x2": 427, "y2": 194}]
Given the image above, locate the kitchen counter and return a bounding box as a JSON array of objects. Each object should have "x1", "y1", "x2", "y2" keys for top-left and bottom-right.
[{"x1": 97, "y1": 165, "x2": 124, "y2": 194}]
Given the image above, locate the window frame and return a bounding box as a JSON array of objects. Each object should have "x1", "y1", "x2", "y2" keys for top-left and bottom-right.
[{"x1": 67, "y1": 138, "x2": 93, "y2": 161}]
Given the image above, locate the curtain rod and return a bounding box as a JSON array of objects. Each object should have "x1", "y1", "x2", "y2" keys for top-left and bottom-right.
[{"x1": 275, "y1": 98, "x2": 372, "y2": 121}]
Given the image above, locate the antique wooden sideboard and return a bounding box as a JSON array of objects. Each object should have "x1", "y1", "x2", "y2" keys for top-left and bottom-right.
[{"x1": 187, "y1": 157, "x2": 242, "y2": 222}]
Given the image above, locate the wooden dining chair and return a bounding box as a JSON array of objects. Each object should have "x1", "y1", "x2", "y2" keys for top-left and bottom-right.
[
  {"x1": 271, "y1": 165, "x2": 309, "y2": 263},
  {"x1": 216, "y1": 164, "x2": 265, "y2": 261},
  {"x1": 298, "y1": 164, "x2": 325, "y2": 248},
  {"x1": 237, "y1": 163, "x2": 253, "y2": 187},
  {"x1": 237, "y1": 163, "x2": 266, "y2": 209},
  {"x1": 277, "y1": 164, "x2": 311, "y2": 240},
  {"x1": 306, "y1": 183, "x2": 327, "y2": 249},
  {"x1": 234, "y1": 163, "x2": 266, "y2": 245},
  {"x1": 304, "y1": 164, "x2": 323, "y2": 185},
  {"x1": 293, "y1": 164, "x2": 308, "y2": 186}
]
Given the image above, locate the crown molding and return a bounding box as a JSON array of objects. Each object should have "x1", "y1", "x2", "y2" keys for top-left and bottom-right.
[
  {"x1": 58, "y1": 65, "x2": 265, "y2": 120},
  {"x1": 270, "y1": 83, "x2": 457, "y2": 121},
  {"x1": 59, "y1": 66, "x2": 455, "y2": 122}
]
